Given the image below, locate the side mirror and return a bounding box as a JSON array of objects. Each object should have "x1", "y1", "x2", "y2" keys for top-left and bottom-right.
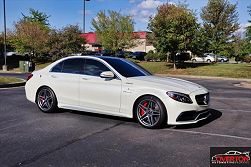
[{"x1": 100, "y1": 71, "x2": 115, "y2": 79}]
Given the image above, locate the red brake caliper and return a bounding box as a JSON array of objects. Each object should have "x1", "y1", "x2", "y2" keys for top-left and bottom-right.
[
  {"x1": 39, "y1": 96, "x2": 45, "y2": 104},
  {"x1": 140, "y1": 101, "x2": 148, "y2": 116}
]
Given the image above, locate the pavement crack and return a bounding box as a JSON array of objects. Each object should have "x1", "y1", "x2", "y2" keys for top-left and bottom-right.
[{"x1": 11, "y1": 121, "x2": 124, "y2": 167}]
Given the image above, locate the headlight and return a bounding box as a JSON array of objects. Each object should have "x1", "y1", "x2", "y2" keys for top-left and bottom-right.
[{"x1": 166, "y1": 91, "x2": 193, "y2": 104}]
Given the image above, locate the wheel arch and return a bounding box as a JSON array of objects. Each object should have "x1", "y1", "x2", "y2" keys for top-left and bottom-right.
[
  {"x1": 132, "y1": 94, "x2": 167, "y2": 120},
  {"x1": 35, "y1": 85, "x2": 56, "y2": 103}
]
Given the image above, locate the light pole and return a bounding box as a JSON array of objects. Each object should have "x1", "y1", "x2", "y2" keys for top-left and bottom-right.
[
  {"x1": 2, "y1": 0, "x2": 7, "y2": 71},
  {"x1": 83, "y1": 0, "x2": 90, "y2": 33}
]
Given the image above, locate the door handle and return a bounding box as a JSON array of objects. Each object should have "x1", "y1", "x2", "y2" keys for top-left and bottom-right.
[
  {"x1": 51, "y1": 75, "x2": 57, "y2": 78},
  {"x1": 81, "y1": 77, "x2": 88, "y2": 80}
]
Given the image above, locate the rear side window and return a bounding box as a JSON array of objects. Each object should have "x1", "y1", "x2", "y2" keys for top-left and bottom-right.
[
  {"x1": 51, "y1": 58, "x2": 84, "y2": 74},
  {"x1": 83, "y1": 59, "x2": 110, "y2": 76},
  {"x1": 62, "y1": 58, "x2": 84, "y2": 74},
  {"x1": 51, "y1": 62, "x2": 63, "y2": 72}
]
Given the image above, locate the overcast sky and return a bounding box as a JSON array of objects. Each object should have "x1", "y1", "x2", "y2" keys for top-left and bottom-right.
[{"x1": 0, "y1": 0, "x2": 250, "y2": 34}]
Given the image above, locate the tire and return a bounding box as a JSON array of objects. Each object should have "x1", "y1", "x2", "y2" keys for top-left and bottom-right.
[
  {"x1": 36, "y1": 87, "x2": 58, "y2": 113},
  {"x1": 206, "y1": 59, "x2": 211, "y2": 63},
  {"x1": 221, "y1": 59, "x2": 224, "y2": 63},
  {"x1": 135, "y1": 95, "x2": 167, "y2": 129},
  {"x1": 192, "y1": 59, "x2": 196, "y2": 63}
]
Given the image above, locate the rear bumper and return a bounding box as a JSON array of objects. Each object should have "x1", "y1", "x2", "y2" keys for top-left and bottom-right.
[{"x1": 25, "y1": 80, "x2": 37, "y2": 103}]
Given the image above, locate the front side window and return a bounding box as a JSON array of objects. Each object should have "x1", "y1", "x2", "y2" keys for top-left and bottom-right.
[
  {"x1": 83, "y1": 59, "x2": 110, "y2": 76},
  {"x1": 100, "y1": 57, "x2": 152, "y2": 77}
]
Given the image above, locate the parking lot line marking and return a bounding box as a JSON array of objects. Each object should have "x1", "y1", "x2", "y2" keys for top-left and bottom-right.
[
  {"x1": 166, "y1": 129, "x2": 251, "y2": 141},
  {"x1": 215, "y1": 108, "x2": 251, "y2": 113}
]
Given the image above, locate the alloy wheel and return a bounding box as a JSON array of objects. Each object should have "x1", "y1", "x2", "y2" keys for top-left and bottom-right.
[
  {"x1": 137, "y1": 99, "x2": 161, "y2": 127},
  {"x1": 37, "y1": 88, "x2": 54, "y2": 112}
]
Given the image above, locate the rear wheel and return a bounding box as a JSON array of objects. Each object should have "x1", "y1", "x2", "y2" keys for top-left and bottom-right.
[
  {"x1": 207, "y1": 59, "x2": 211, "y2": 63},
  {"x1": 36, "y1": 87, "x2": 57, "y2": 113},
  {"x1": 192, "y1": 59, "x2": 196, "y2": 63},
  {"x1": 135, "y1": 95, "x2": 167, "y2": 129}
]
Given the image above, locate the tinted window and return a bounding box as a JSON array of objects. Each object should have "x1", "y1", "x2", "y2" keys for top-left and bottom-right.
[
  {"x1": 51, "y1": 61, "x2": 63, "y2": 72},
  {"x1": 84, "y1": 59, "x2": 110, "y2": 76},
  {"x1": 62, "y1": 58, "x2": 84, "y2": 74},
  {"x1": 100, "y1": 57, "x2": 152, "y2": 77}
]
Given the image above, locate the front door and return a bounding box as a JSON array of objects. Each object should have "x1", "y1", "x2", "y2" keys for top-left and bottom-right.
[{"x1": 79, "y1": 58, "x2": 122, "y2": 114}]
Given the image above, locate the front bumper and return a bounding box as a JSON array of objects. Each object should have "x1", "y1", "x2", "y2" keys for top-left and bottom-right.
[
  {"x1": 163, "y1": 89, "x2": 210, "y2": 125},
  {"x1": 176, "y1": 109, "x2": 211, "y2": 122}
]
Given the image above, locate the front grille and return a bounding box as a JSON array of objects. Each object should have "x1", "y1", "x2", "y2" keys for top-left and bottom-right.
[{"x1": 195, "y1": 93, "x2": 209, "y2": 105}]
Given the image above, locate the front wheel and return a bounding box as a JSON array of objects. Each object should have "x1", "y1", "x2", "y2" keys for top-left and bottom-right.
[
  {"x1": 36, "y1": 87, "x2": 57, "y2": 113},
  {"x1": 135, "y1": 96, "x2": 167, "y2": 129},
  {"x1": 206, "y1": 59, "x2": 211, "y2": 63}
]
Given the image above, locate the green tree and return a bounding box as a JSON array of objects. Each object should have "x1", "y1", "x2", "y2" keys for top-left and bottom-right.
[
  {"x1": 148, "y1": 3, "x2": 198, "y2": 68},
  {"x1": 22, "y1": 8, "x2": 50, "y2": 27},
  {"x1": 0, "y1": 32, "x2": 15, "y2": 54},
  {"x1": 92, "y1": 10, "x2": 136, "y2": 52},
  {"x1": 234, "y1": 35, "x2": 250, "y2": 57},
  {"x1": 0, "y1": 33, "x2": 4, "y2": 54},
  {"x1": 10, "y1": 9, "x2": 51, "y2": 61},
  {"x1": 12, "y1": 21, "x2": 50, "y2": 60},
  {"x1": 246, "y1": 5, "x2": 251, "y2": 41},
  {"x1": 201, "y1": 0, "x2": 239, "y2": 54},
  {"x1": 48, "y1": 25, "x2": 85, "y2": 61},
  {"x1": 189, "y1": 27, "x2": 209, "y2": 56}
]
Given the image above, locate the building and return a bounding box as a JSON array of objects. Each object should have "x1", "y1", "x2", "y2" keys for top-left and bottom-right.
[
  {"x1": 80, "y1": 32, "x2": 102, "y2": 52},
  {"x1": 80, "y1": 31, "x2": 155, "y2": 53}
]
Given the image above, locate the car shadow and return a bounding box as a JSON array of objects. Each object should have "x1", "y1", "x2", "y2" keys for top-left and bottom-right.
[
  {"x1": 61, "y1": 109, "x2": 135, "y2": 123},
  {"x1": 58, "y1": 108, "x2": 222, "y2": 129},
  {"x1": 168, "y1": 108, "x2": 222, "y2": 129}
]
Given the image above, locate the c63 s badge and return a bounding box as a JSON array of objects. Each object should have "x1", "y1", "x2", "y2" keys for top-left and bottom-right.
[{"x1": 210, "y1": 147, "x2": 250, "y2": 167}]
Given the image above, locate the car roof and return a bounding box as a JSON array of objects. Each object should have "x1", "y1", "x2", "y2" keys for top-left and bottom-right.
[
  {"x1": 62, "y1": 55, "x2": 123, "y2": 61},
  {"x1": 43, "y1": 55, "x2": 125, "y2": 73}
]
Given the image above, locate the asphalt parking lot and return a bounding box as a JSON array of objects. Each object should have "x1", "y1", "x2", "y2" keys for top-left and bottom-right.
[{"x1": 0, "y1": 77, "x2": 250, "y2": 167}]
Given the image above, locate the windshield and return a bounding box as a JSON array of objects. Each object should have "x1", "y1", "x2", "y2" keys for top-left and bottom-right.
[{"x1": 100, "y1": 57, "x2": 152, "y2": 77}]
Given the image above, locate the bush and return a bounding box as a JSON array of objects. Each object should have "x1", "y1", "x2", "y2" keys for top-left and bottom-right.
[
  {"x1": 127, "y1": 58, "x2": 141, "y2": 63},
  {"x1": 145, "y1": 51, "x2": 166, "y2": 61},
  {"x1": 168, "y1": 52, "x2": 191, "y2": 63},
  {"x1": 235, "y1": 54, "x2": 251, "y2": 63},
  {"x1": 244, "y1": 55, "x2": 251, "y2": 63}
]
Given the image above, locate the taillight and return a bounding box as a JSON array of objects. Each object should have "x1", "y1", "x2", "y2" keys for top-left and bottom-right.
[{"x1": 27, "y1": 73, "x2": 33, "y2": 81}]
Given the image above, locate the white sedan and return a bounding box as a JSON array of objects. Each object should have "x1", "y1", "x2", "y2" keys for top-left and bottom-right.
[{"x1": 25, "y1": 56, "x2": 210, "y2": 129}]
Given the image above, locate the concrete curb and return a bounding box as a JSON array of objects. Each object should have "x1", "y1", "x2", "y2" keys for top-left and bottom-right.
[
  {"x1": 156, "y1": 74, "x2": 251, "y2": 82},
  {"x1": 0, "y1": 70, "x2": 28, "y2": 74},
  {"x1": 0, "y1": 78, "x2": 26, "y2": 88}
]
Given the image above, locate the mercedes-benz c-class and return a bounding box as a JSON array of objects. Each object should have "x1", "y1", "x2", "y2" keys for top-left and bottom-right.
[{"x1": 25, "y1": 56, "x2": 210, "y2": 129}]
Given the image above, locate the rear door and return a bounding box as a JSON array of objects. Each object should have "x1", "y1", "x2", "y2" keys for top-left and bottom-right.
[{"x1": 49, "y1": 58, "x2": 84, "y2": 107}]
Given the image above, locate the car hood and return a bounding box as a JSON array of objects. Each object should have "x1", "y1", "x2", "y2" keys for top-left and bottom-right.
[{"x1": 127, "y1": 75, "x2": 207, "y2": 94}]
